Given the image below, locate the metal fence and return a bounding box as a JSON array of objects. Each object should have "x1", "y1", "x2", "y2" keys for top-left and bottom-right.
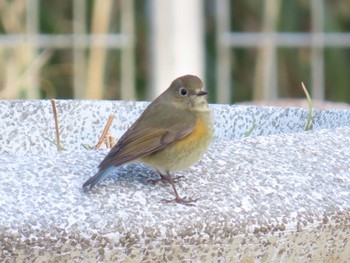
[
  {"x1": 0, "y1": 0, "x2": 134, "y2": 100},
  {"x1": 216, "y1": 0, "x2": 350, "y2": 103},
  {"x1": 0, "y1": 0, "x2": 349, "y2": 103}
]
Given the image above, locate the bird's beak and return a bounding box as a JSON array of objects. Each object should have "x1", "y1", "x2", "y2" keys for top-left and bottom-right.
[{"x1": 196, "y1": 90, "x2": 208, "y2": 96}]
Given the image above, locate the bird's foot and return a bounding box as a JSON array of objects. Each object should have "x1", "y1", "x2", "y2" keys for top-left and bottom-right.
[{"x1": 161, "y1": 196, "x2": 199, "y2": 206}]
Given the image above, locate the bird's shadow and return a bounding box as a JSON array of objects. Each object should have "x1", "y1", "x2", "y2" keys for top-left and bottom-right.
[
  {"x1": 115, "y1": 163, "x2": 160, "y2": 183},
  {"x1": 80, "y1": 163, "x2": 162, "y2": 194}
]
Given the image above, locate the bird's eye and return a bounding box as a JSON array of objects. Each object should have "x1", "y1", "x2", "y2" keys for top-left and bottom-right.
[{"x1": 179, "y1": 87, "x2": 188, "y2": 96}]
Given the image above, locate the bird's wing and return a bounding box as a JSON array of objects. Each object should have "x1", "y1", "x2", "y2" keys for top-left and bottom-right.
[{"x1": 98, "y1": 104, "x2": 196, "y2": 170}]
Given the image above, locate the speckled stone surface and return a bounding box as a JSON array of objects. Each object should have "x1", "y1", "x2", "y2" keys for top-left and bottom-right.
[{"x1": 0, "y1": 100, "x2": 350, "y2": 262}]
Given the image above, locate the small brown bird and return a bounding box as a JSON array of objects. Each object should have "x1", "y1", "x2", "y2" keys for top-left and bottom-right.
[{"x1": 83, "y1": 75, "x2": 212, "y2": 205}]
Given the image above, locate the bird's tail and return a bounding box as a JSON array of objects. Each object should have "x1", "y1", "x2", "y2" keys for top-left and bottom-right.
[{"x1": 82, "y1": 166, "x2": 116, "y2": 189}]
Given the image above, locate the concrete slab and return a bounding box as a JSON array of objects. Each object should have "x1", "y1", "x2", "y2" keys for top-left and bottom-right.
[{"x1": 0, "y1": 100, "x2": 349, "y2": 262}]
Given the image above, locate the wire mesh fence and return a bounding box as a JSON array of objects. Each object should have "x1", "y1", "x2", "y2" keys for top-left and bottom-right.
[{"x1": 0, "y1": 0, "x2": 349, "y2": 104}]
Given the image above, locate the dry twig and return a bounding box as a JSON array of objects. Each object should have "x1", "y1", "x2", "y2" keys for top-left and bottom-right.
[
  {"x1": 50, "y1": 99, "x2": 63, "y2": 151},
  {"x1": 95, "y1": 114, "x2": 115, "y2": 149},
  {"x1": 301, "y1": 82, "x2": 313, "y2": 131}
]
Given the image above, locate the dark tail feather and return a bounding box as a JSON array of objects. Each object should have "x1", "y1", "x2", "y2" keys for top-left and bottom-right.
[{"x1": 82, "y1": 166, "x2": 116, "y2": 189}]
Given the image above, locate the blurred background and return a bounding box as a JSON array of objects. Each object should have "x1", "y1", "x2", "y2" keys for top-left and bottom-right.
[{"x1": 0, "y1": 0, "x2": 349, "y2": 106}]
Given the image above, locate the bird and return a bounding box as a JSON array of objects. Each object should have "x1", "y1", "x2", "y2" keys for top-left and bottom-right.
[{"x1": 83, "y1": 74, "x2": 213, "y2": 205}]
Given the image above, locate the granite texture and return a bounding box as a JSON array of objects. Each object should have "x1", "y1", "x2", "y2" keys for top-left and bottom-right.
[{"x1": 0, "y1": 100, "x2": 349, "y2": 262}]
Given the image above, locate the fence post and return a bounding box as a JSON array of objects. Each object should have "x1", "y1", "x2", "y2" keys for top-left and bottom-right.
[
  {"x1": 253, "y1": 0, "x2": 280, "y2": 101},
  {"x1": 120, "y1": 0, "x2": 135, "y2": 100},
  {"x1": 311, "y1": 0, "x2": 325, "y2": 100},
  {"x1": 216, "y1": 0, "x2": 231, "y2": 104},
  {"x1": 150, "y1": 0, "x2": 204, "y2": 98},
  {"x1": 85, "y1": 0, "x2": 113, "y2": 99},
  {"x1": 26, "y1": 0, "x2": 40, "y2": 99},
  {"x1": 73, "y1": 0, "x2": 87, "y2": 99}
]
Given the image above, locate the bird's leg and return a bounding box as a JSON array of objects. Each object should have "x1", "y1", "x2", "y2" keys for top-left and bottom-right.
[
  {"x1": 171, "y1": 175, "x2": 185, "y2": 183},
  {"x1": 161, "y1": 172, "x2": 199, "y2": 206},
  {"x1": 148, "y1": 171, "x2": 184, "y2": 184}
]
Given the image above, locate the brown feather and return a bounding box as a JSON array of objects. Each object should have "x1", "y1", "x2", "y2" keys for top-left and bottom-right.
[{"x1": 98, "y1": 101, "x2": 196, "y2": 170}]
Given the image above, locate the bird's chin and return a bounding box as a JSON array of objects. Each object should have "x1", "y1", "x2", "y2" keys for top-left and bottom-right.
[{"x1": 193, "y1": 98, "x2": 210, "y2": 112}]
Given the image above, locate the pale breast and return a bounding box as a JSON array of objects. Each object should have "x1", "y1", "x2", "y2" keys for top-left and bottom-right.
[{"x1": 140, "y1": 114, "x2": 212, "y2": 173}]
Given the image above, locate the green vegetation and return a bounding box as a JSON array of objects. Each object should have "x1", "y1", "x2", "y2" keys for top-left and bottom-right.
[{"x1": 301, "y1": 82, "x2": 313, "y2": 131}]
